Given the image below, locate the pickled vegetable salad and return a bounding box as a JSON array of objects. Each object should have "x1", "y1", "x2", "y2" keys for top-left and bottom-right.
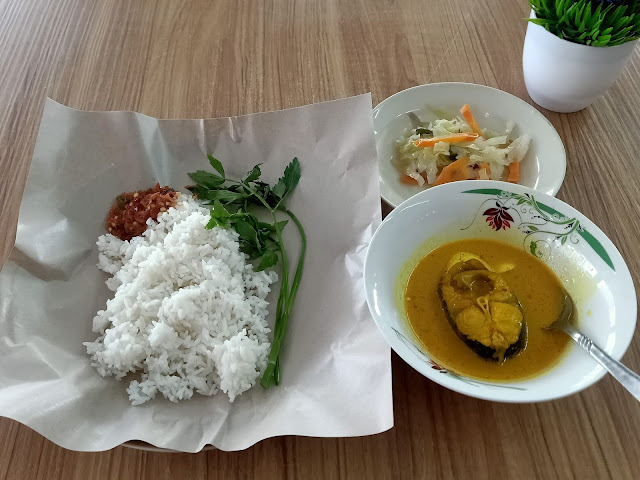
[{"x1": 393, "y1": 104, "x2": 531, "y2": 187}]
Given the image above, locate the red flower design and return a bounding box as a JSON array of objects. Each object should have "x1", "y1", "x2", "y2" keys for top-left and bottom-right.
[
  {"x1": 429, "y1": 361, "x2": 446, "y2": 372},
  {"x1": 483, "y1": 202, "x2": 514, "y2": 230}
]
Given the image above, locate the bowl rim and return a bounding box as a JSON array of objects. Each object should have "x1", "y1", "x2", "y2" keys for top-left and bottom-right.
[
  {"x1": 373, "y1": 81, "x2": 567, "y2": 207},
  {"x1": 364, "y1": 179, "x2": 637, "y2": 403}
]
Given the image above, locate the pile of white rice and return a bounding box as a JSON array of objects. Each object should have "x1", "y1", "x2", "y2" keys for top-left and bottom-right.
[{"x1": 85, "y1": 194, "x2": 277, "y2": 405}]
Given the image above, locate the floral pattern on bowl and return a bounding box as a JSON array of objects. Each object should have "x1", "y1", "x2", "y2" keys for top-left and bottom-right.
[
  {"x1": 463, "y1": 188, "x2": 614, "y2": 270},
  {"x1": 364, "y1": 180, "x2": 636, "y2": 403}
]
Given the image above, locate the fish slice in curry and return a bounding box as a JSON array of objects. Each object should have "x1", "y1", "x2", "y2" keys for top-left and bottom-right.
[{"x1": 438, "y1": 253, "x2": 527, "y2": 362}]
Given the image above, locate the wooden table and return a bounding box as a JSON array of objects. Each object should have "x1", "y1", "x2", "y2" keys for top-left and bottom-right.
[{"x1": 1, "y1": 0, "x2": 640, "y2": 478}]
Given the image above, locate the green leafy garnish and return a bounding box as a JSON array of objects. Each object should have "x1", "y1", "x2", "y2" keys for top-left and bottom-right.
[
  {"x1": 528, "y1": 0, "x2": 640, "y2": 46},
  {"x1": 208, "y1": 154, "x2": 225, "y2": 176},
  {"x1": 187, "y1": 156, "x2": 306, "y2": 388},
  {"x1": 415, "y1": 127, "x2": 433, "y2": 136}
]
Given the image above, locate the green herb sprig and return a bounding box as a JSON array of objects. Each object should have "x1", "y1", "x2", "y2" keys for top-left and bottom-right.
[
  {"x1": 188, "y1": 155, "x2": 306, "y2": 388},
  {"x1": 528, "y1": 0, "x2": 640, "y2": 46}
]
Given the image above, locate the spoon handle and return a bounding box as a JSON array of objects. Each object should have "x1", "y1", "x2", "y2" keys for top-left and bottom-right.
[{"x1": 564, "y1": 325, "x2": 640, "y2": 402}]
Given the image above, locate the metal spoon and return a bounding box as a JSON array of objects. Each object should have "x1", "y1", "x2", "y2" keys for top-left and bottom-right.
[{"x1": 547, "y1": 295, "x2": 640, "y2": 401}]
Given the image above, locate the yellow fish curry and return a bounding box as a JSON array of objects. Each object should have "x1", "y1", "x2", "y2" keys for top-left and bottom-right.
[{"x1": 405, "y1": 239, "x2": 570, "y2": 381}]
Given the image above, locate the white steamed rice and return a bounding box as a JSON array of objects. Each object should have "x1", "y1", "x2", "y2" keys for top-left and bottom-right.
[{"x1": 84, "y1": 194, "x2": 277, "y2": 405}]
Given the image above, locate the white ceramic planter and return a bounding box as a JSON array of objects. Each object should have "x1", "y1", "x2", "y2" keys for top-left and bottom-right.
[{"x1": 523, "y1": 11, "x2": 638, "y2": 113}]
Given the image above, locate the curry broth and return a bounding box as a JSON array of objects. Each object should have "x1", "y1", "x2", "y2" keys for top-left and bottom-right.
[{"x1": 405, "y1": 239, "x2": 570, "y2": 381}]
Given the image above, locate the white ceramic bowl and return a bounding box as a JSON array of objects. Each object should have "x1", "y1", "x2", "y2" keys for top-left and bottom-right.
[
  {"x1": 373, "y1": 82, "x2": 567, "y2": 207},
  {"x1": 523, "y1": 11, "x2": 639, "y2": 113},
  {"x1": 364, "y1": 180, "x2": 636, "y2": 402}
]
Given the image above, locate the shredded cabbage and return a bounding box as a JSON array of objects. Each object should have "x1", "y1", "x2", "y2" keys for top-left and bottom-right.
[
  {"x1": 393, "y1": 111, "x2": 531, "y2": 187},
  {"x1": 433, "y1": 141, "x2": 450, "y2": 155}
]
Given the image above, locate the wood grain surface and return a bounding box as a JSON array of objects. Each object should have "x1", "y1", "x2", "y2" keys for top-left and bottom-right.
[{"x1": 1, "y1": 0, "x2": 640, "y2": 478}]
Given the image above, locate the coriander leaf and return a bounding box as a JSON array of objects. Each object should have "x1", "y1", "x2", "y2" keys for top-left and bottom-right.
[
  {"x1": 258, "y1": 220, "x2": 288, "y2": 232},
  {"x1": 272, "y1": 178, "x2": 287, "y2": 199},
  {"x1": 212, "y1": 200, "x2": 229, "y2": 215},
  {"x1": 199, "y1": 190, "x2": 249, "y2": 204},
  {"x1": 225, "y1": 203, "x2": 243, "y2": 214},
  {"x1": 256, "y1": 223, "x2": 277, "y2": 239},
  {"x1": 208, "y1": 154, "x2": 225, "y2": 177},
  {"x1": 239, "y1": 242, "x2": 262, "y2": 259},
  {"x1": 230, "y1": 211, "x2": 257, "y2": 222},
  {"x1": 186, "y1": 184, "x2": 211, "y2": 199},
  {"x1": 233, "y1": 212, "x2": 262, "y2": 234},
  {"x1": 273, "y1": 157, "x2": 302, "y2": 201},
  {"x1": 205, "y1": 217, "x2": 221, "y2": 229},
  {"x1": 258, "y1": 233, "x2": 280, "y2": 252},
  {"x1": 244, "y1": 164, "x2": 262, "y2": 183},
  {"x1": 256, "y1": 251, "x2": 279, "y2": 271},
  {"x1": 188, "y1": 170, "x2": 225, "y2": 189},
  {"x1": 208, "y1": 200, "x2": 230, "y2": 227},
  {"x1": 256, "y1": 181, "x2": 271, "y2": 195},
  {"x1": 232, "y1": 219, "x2": 260, "y2": 247},
  {"x1": 275, "y1": 220, "x2": 289, "y2": 231},
  {"x1": 263, "y1": 238, "x2": 280, "y2": 252},
  {"x1": 216, "y1": 190, "x2": 250, "y2": 203},
  {"x1": 283, "y1": 157, "x2": 301, "y2": 194}
]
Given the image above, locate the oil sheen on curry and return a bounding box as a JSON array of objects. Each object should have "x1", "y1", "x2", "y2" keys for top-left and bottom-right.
[{"x1": 404, "y1": 239, "x2": 570, "y2": 381}]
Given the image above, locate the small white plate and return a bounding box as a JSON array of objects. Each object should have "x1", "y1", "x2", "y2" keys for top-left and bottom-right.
[
  {"x1": 373, "y1": 82, "x2": 567, "y2": 207},
  {"x1": 364, "y1": 180, "x2": 636, "y2": 402}
]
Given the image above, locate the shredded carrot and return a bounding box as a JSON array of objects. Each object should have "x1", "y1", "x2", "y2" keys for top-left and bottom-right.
[
  {"x1": 433, "y1": 157, "x2": 472, "y2": 186},
  {"x1": 414, "y1": 133, "x2": 479, "y2": 148},
  {"x1": 460, "y1": 104, "x2": 484, "y2": 137},
  {"x1": 507, "y1": 162, "x2": 520, "y2": 182},
  {"x1": 400, "y1": 175, "x2": 419, "y2": 185}
]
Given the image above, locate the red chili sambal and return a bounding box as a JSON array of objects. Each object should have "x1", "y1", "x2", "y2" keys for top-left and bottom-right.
[{"x1": 106, "y1": 184, "x2": 179, "y2": 240}]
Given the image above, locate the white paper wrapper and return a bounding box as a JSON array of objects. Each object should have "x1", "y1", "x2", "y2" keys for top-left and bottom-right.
[{"x1": 0, "y1": 96, "x2": 393, "y2": 452}]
